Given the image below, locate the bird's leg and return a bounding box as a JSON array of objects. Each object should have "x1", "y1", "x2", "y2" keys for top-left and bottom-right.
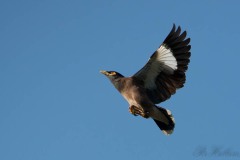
[
  {"x1": 129, "y1": 105, "x2": 149, "y2": 118},
  {"x1": 141, "y1": 111, "x2": 150, "y2": 118}
]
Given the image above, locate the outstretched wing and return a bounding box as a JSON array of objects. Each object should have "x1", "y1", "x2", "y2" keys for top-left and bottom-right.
[{"x1": 133, "y1": 24, "x2": 191, "y2": 104}]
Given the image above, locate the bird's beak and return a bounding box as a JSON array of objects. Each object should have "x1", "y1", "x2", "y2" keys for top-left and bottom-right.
[{"x1": 100, "y1": 70, "x2": 109, "y2": 76}]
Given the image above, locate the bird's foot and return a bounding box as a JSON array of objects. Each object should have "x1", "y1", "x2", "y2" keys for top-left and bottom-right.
[
  {"x1": 129, "y1": 105, "x2": 149, "y2": 118},
  {"x1": 129, "y1": 105, "x2": 140, "y2": 116}
]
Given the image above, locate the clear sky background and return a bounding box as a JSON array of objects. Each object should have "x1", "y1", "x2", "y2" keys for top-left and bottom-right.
[{"x1": 1, "y1": 0, "x2": 240, "y2": 160}]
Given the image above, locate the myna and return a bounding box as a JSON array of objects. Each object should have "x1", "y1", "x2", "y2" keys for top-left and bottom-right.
[{"x1": 100, "y1": 24, "x2": 191, "y2": 135}]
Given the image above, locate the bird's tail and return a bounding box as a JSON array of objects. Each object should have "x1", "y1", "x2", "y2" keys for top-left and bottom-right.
[{"x1": 153, "y1": 106, "x2": 175, "y2": 135}]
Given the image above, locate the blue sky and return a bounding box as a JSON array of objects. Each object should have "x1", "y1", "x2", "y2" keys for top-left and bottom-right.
[{"x1": 1, "y1": 0, "x2": 240, "y2": 159}]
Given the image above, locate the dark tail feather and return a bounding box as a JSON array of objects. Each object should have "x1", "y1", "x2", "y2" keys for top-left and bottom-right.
[{"x1": 153, "y1": 107, "x2": 175, "y2": 135}]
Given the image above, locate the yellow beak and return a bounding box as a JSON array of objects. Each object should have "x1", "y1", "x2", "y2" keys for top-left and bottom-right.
[{"x1": 100, "y1": 70, "x2": 109, "y2": 76}]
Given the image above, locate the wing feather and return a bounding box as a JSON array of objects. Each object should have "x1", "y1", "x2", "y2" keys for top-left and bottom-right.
[{"x1": 133, "y1": 24, "x2": 191, "y2": 103}]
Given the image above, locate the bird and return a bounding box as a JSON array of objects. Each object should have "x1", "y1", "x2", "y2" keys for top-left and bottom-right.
[{"x1": 100, "y1": 24, "x2": 191, "y2": 135}]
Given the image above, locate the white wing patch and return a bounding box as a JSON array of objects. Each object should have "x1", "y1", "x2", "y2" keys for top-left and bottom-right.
[
  {"x1": 143, "y1": 45, "x2": 177, "y2": 89},
  {"x1": 134, "y1": 45, "x2": 178, "y2": 89},
  {"x1": 157, "y1": 45, "x2": 177, "y2": 71}
]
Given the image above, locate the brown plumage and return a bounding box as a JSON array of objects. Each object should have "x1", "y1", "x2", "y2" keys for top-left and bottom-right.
[{"x1": 100, "y1": 24, "x2": 191, "y2": 135}]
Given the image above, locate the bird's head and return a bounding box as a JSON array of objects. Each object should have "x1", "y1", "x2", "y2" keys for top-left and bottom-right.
[
  {"x1": 100, "y1": 70, "x2": 124, "y2": 81},
  {"x1": 100, "y1": 70, "x2": 124, "y2": 91}
]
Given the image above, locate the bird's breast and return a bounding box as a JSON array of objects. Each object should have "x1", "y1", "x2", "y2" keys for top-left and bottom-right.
[
  {"x1": 121, "y1": 86, "x2": 146, "y2": 107},
  {"x1": 121, "y1": 91, "x2": 137, "y2": 106}
]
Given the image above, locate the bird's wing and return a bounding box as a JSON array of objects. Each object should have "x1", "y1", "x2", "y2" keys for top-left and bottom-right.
[{"x1": 133, "y1": 24, "x2": 191, "y2": 104}]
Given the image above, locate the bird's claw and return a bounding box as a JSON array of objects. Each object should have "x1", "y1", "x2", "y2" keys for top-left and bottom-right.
[
  {"x1": 129, "y1": 105, "x2": 139, "y2": 116},
  {"x1": 129, "y1": 105, "x2": 149, "y2": 118}
]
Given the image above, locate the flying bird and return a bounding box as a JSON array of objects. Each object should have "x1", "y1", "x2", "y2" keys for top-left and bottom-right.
[{"x1": 100, "y1": 24, "x2": 191, "y2": 135}]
